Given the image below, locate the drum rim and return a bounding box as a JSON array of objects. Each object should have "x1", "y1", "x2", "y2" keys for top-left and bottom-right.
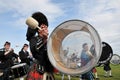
[
  {"x1": 110, "y1": 54, "x2": 120, "y2": 65},
  {"x1": 11, "y1": 63, "x2": 27, "y2": 69}
]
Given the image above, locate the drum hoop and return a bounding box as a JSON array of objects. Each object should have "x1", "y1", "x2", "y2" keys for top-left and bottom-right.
[
  {"x1": 110, "y1": 54, "x2": 120, "y2": 65},
  {"x1": 11, "y1": 63, "x2": 26, "y2": 69},
  {"x1": 99, "y1": 53, "x2": 113, "y2": 64}
]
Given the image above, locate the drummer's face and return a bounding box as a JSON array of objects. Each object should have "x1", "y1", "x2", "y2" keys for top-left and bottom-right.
[
  {"x1": 5, "y1": 44, "x2": 10, "y2": 50},
  {"x1": 24, "y1": 46, "x2": 28, "y2": 51}
]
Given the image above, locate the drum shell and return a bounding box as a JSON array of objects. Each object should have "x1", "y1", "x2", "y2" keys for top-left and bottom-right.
[{"x1": 10, "y1": 63, "x2": 27, "y2": 79}]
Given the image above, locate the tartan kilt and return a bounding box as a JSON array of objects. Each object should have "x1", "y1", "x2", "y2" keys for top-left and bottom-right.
[{"x1": 26, "y1": 62, "x2": 55, "y2": 80}]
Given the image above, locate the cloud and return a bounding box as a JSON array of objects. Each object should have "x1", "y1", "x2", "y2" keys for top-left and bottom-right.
[
  {"x1": 0, "y1": 0, "x2": 64, "y2": 53},
  {"x1": 0, "y1": 0, "x2": 63, "y2": 16},
  {"x1": 0, "y1": 0, "x2": 64, "y2": 29},
  {"x1": 77, "y1": 0, "x2": 120, "y2": 54}
]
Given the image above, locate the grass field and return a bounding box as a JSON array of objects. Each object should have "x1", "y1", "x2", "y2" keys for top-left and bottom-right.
[
  {"x1": 54, "y1": 64, "x2": 120, "y2": 80},
  {"x1": 14, "y1": 64, "x2": 120, "y2": 80}
]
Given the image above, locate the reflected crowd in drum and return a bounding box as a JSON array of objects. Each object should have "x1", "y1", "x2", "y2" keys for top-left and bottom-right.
[{"x1": 61, "y1": 43, "x2": 96, "y2": 69}]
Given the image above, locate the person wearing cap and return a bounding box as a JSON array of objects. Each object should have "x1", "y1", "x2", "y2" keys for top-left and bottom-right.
[
  {"x1": 0, "y1": 41, "x2": 18, "y2": 79},
  {"x1": 26, "y1": 12, "x2": 54, "y2": 80}
]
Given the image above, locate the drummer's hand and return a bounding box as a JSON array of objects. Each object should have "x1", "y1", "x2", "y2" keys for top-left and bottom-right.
[
  {"x1": 38, "y1": 24, "x2": 48, "y2": 42},
  {"x1": 4, "y1": 48, "x2": 13, "y2": 55}
]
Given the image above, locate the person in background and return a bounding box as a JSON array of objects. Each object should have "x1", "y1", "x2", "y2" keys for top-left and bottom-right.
[
  {"x1": 19, "y1": 44, "x2": 31, "y2": 66},
  {"x1": 0, "y1": 41, "x2": 18, "y2": 79},
  {"x1": 92, "y1": 67, "x2": 99, "y2": 80},
  {"x1": 103, "y1": 61, "x2": 112, "y2": 77},
  {"x1": 90, "y1": 45, "x2": 99, "y2": 80}
]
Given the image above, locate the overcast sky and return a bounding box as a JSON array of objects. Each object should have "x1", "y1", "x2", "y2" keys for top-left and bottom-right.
[{"x1": 0, "y1": 0, "x2": 120, "y2": 55}]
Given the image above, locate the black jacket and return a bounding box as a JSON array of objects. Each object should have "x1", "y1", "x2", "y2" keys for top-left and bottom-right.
[
  {"x1": 0, "y1": 48, "x2": 18, "y2": 69},
  {"x1": 0, "y1": 48, "x2": 5, "y2": 61},
  {"x1": 26, "y1": 27, "x2": 53, "y2": 72},
  {"x1": 19, "y1": 50, "x2": 30, "y2": 65}
]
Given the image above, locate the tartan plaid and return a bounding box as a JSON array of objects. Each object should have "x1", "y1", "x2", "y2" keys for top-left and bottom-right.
[
  {"x1": 26, "y1": 62, "x2": 55, "y2": 80},
  {"x1": 26, "y1": 63, "x2": 43, "y2": 80},
  {"x1": 27, "y1": 70, "x2": 43, "y2": 80}
]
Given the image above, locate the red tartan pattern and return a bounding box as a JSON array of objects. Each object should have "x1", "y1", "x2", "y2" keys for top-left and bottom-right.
[
  {"x1": 26, "y1": 64, "x2": 43, "y2": 80},
  {"x1": 92, "y1": 68, "x2": 97, "y2": 73},
  {"x1": 26, "y1": 62, "x2": 55, "y2": 80},
  {"x1": 27, "y1": 71, "x2": 43, "y2": 80}
]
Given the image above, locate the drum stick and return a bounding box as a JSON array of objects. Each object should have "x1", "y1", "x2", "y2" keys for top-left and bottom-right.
[{"x1": 26, "y1": 17, "x2": 41, "y2": 30}]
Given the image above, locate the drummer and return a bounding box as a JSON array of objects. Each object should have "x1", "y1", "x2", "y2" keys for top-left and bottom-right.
[
  {"x1": 26, "y1": 12, "x2": 54, "y2": 80},
  {"x1": 0, "y1": 41, "x2": 18, "y2": 79},
  {"x1": 19, "y1": 44, "x2": 32, "y2": 66}
]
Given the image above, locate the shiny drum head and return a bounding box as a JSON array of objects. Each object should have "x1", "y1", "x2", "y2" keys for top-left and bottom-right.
[
  {"x1": 110, "y1": 54, "x2": 120, "y2": 65},
  {"x1": 47, "y1": 20, "x2": 102, "y2": 75}
]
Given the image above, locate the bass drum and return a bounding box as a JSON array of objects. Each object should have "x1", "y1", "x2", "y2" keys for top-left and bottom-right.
[
  {"x1": 98, "y1": 42, "x2": 113, "y2": 65},
  {"x1": 110, "y1": 54, "x2": 120, "y2": 65},
  {"x1": 47, "y1": 20, "x2": 102, "y2": 75}
]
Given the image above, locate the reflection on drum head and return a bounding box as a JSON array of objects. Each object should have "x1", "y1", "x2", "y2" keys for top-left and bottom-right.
[
  {"x1": 47, "y1": 20, "x2": 102, "y2": 75},
  {"x1": 61, "y1": 32, "x2": 94, "y2": 69},
  {"x1": 110, "y1": 54, "x2": 120, "y2": 65}
]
